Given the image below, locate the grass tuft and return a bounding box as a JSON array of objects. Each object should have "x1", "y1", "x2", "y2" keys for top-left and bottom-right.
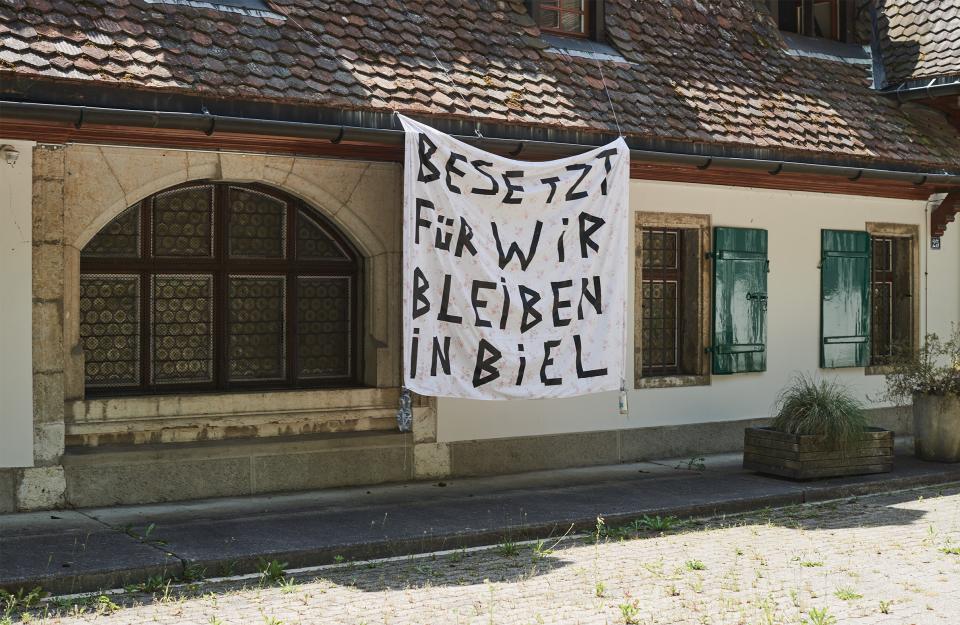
[{"x1": 771, "y1": 374, "x2": 867, "y2": 450}]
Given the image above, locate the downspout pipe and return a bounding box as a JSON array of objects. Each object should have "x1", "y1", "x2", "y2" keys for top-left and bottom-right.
[{"x1": 3, "y1": 100, "x2": 959, "y2": 186}]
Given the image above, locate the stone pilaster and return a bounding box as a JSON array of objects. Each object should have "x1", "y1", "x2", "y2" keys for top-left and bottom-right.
[{"x1": 19, "y1": 144, "x2": 68, "y2": 509}]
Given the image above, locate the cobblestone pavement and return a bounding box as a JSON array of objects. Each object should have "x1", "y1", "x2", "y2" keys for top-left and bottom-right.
[{"x1": 11, "y1": 483, "x2": 960, "y2": 625}]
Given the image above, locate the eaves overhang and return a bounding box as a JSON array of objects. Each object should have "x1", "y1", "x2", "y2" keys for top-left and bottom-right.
[{"x1": 2, "y1": 74, "x2": 959, "y2": 190}]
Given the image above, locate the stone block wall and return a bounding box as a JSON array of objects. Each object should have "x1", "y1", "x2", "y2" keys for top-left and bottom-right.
[{"x1": 7, "y1": 143, "x2": 452, "y2": 511}]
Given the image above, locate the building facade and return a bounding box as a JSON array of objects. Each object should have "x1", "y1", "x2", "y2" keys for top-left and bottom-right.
[{"x1": 1, "y1": 0, "x2": 959, "y2": 510}]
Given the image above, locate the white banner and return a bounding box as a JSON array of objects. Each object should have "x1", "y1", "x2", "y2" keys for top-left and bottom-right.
[{"x1": 400, "y1": 115, "x2": 629, "y2": 400}]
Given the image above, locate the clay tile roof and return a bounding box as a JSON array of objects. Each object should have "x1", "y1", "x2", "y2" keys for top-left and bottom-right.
[
  {"x1": 0, "y1": 0, "x2": 958, "y2": 171},
  {"x1": 875, "y1": 0, "x2": 960, "y2": 86}
]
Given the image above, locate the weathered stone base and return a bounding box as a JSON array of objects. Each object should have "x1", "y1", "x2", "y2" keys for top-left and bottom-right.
[
  {"x1": 16, "y1": 466, "x2": 66, "y2": 510},
  {"x1": 0, "y1": 470, "x2": 15, "y2": 513},
  {"x1": 63, "y1": 431, "x2": 414, "y2": 507},
  {"x1": 43, "y1": 407, "x2": 910, "y2": 509},
  {"x1": 446, "y1": 407, "x2": 910, "y2": 478}
]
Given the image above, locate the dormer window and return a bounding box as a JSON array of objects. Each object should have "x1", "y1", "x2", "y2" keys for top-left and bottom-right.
[
  {"x1": 528, "y1": 1, "x2": 605, "y2": 42},
  {"x1": 538, "y1": 1, "x2": 588, "y2": 37},
  {"x1": 768, "y1": 0, "x2": 853, "y2": 43}
]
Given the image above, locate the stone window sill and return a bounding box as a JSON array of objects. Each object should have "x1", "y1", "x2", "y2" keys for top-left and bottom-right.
[
  {"x1": 66, "y1": 387, "x2": 405, "y2": 447},
  {"x1": 635, "y1": 375, "x2": 710, "y2": 390}
]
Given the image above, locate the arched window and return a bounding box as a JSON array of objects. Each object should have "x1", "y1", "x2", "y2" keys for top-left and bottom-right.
[{"x1": 79, "y1": 182, "x2": 361, "y2": 395}]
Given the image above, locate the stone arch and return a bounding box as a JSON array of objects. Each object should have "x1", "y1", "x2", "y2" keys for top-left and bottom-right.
[
  {"x1": 62, "y1": 145, "x2": 402, "y2": 401},
  {"x1": 67, "y1": 147, "x2": 392, "y2": 261}
]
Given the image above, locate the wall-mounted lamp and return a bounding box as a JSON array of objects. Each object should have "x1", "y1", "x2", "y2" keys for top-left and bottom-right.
[{"x1": 0, "y1": 145, "x2": 20, "y2": 166}]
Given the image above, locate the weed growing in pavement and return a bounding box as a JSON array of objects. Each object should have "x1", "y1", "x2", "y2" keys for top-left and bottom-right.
[
  {"x1": 632, "y1": 515, "x2": 681, "y2": 532},
  {"x1": 497, "y1": 538, "x2": 519, "y2": 557},
  {"x1": 93, "y1": 595, "x2": 120, "y2": 615},
  {"x1": 531, "y1": 539, "x2": 553, "y2": 559},
  {"x1": 688, "y1": 576, "x2": 704, "y2": 593},
  {"x1": 799, "y1": 560, "x2": 824, "y2": 567},
  {"x1": 939, "y1": 545, "x2": 960, "y2": 555},
  {"x1": 125, "y1": 574, "x2": 168, "y2": 594},
  {"x1": 594, "y1": 581, "x2": 606, "y2": 597},
  {"x1": 833, "y1": 587, "x2": 863, "y2": 601},
  {"x1": 279, "y1": 577, "x2": 299, "y2": 594},
  {"x1": 0, "y1": 587, "x2": 45, "y2": 618},
  {"x1": 804, "y1": 607, "x2": 837, "y2": 625},
  {"x1": 262, "y1": 616, "x2": 284, "y2": 625},
  {"x1": 594, "y1": 515, "x2": 606, "y2": 542},
  {"x1": 879, "y1": 599, "x2": 892, "y2": 614},
  {"x1": 789, "y1": 589, "x2": 801, "y2": 608},
  {"x1": 675, "y1": 456, "x2": 706, "y2": 471},
  {"x1": 182, "y1": 564, "x2": 206, "y2": 582},
  {"x1": 122, "y1": 523, "x2": 168, "y2": 547},
  {"x1": 619, "y1": 595, "x2": 641, "y2": 624},
  {"x1": 258, "y1": 559, "x2": 288, "y2": 585},
  {"x1": 757, "y1": 597, "x2": 777, "y2": 625},
  {"x1": 158, "y1": 579, "x2": 175, "y2": 603},
  {"x1": 685, "y1": 559, "x2": 706, "y2": 571},
  {"x1": 641, "y1": 559, "x2": 666, "y2": 578}
]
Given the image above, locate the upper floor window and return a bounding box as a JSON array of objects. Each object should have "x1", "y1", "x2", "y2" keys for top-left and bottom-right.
[
  {"x1": 768, "y1": 0, "x2": 853, "y2": 43},
  {"x1": 528, "y1": 1, "x2": 605, "y2": 41},
  {"x1": 538, "y1": 1, "x2": 588, "y2": 37},
  {"x1": 79, "y1": 182, "x2": 361, "y2": 396}
]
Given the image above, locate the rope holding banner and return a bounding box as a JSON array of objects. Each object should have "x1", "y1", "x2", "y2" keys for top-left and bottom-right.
[{"x1": 396, "y1": 387, "x2": 413, "y2": 432}]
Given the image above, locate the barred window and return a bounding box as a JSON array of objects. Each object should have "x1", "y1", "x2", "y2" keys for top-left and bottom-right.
[
  {"x1": 640, "y1": 228, "x2": 684, "y2": 376},
  {"x1": 636, "y1": 215, "x2": 709, "y2": 386},
  {"x1": 536, "y1": 0, "x2": 589, "y2": 37},
  {"x1": 870, "y1": 235, "x2": 913, "y2": 364},
  {"x1": 79, "y1": 183, "x2": 360, "y2": 395}
]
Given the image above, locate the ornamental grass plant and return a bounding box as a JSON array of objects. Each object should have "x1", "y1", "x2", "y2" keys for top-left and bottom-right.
[{"x1": 770, "y1": 374, "x2": 867, "y2": 450}]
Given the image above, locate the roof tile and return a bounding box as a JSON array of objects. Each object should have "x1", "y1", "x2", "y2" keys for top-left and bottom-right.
[{"x1": 0, "y1": 0, "x2": 957, "y2": 170}]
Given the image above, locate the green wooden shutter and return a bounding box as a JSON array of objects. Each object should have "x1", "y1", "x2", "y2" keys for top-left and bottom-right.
[
  {"x1": 711, "y1": 227, "x2": 768, "y2": 374},
  {"x1": 821, "y1": 230, "x2": 871, "y2": 368}
]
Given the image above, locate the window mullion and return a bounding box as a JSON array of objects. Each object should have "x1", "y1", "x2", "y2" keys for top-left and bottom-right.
[
  {"x1": 140, "y1": 197, "x2": 152, "y2": 389},
  {"x1": 215, "y1": 183, "x2": 229, "y2": 390},
  {"x1": 287, "y1": 200, "x2": 297, "y2": 386}
]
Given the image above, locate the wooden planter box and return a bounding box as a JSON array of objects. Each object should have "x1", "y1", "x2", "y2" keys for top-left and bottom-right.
[{"x1": 743, "y1": 427, "x2": 893, "y2": 480}]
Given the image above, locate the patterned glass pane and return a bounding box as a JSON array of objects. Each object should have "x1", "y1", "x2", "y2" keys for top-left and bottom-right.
[
  {"x1": 641, "y1": 230, "x2": 678, "y2": 269},
  {"x1": 153, "y1": 185, "x2": 214, "y2": 257},
  {"x1": 79, "y1": 274, "x2": 140, "y2": 386},
  {"x1": 151, "y1": 274, "x2": 214, "y2": 384},
  {"x1": 297, "y1": 210, "x2": 349, "y2": 260},
  {"x1": 82, "y1": 204, "x2": 141, "y2": 259},
  {"x1": 641, "y1": 227, "x2": 683, "y2": 376},
  {"x1": 872, "y1": 238, "x2": 892, "y2": 272},
  {"x1": 228, "y1": 187, "x2": 286, "y2": 258},
  {"x1": 297, "y1": 277, "x2": 351, "y2": 378},
  {"x1": 228, "y1": 276, "x2": 286, "y2": 381}
]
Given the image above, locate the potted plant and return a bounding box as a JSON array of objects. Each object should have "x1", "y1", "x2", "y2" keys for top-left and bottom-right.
[
  {"x1": 882, "y1": 327, "x2": 960, "y2": 463},
  {"x1": 743, "y1": 374, "x2": 893, "y2": 479}
]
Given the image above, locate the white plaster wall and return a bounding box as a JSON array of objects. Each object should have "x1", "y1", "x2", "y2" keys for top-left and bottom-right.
[
  {"x1": 438, "y1": 179, "x2": 958, "y2": 442},
  {"x1": 0, "y1": 140, "x2": 35, "y2": 467}
]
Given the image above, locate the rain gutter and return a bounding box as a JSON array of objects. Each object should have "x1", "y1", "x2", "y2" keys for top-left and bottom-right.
[
  {"x1": 3, "y1": 100, "x2": 959, "y2": 186},
  {"x1": 884, "y1": 78, "x2": 960, "y2": 102}
]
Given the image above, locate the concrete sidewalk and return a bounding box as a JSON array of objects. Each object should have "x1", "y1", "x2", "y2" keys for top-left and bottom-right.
[{"x1": 3, "y1": 448, "x2": 960, "y2": 596}]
